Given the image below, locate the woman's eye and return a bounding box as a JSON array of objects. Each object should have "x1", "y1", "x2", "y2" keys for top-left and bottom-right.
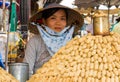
[
  {"x1": 51, "y1": 17, "x2": 56, "y2": 19},
  {"x1": 61, "y1": 18, "x2": 66, "y2": 20}
]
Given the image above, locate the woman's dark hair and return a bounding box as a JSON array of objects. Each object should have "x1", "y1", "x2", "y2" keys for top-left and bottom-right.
[{"x1": 41, "y1": 8, "x2": 68, "y2": 21}]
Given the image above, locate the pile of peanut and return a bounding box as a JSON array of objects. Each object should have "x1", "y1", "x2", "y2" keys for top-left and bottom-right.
[
  {"x1": 0, "y1": 67, "x2": 18, "y2": 82},
  {"x1": 27, "y1": 32, "x2": 120, "y2": 82}
]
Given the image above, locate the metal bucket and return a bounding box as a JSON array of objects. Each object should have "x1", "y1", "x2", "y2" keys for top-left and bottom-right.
[{"x1": 8, "y1": 62, "x2": 29, "y2": 82}]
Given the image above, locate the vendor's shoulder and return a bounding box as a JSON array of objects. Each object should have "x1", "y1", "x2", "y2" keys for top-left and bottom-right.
[{"x1": 29, "y1": 34, "x2": 42, "y2": 41}]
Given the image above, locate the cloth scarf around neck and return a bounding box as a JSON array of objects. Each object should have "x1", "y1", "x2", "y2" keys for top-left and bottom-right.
[{"x1": 37, "y1": 25, "x2": 75, "y2": 56}]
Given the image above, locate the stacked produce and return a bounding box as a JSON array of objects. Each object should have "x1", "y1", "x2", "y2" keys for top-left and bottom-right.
[
  {"x1": 27, "y1": 32, "x2": 120, "y2": 82},
  {"x1": 0, "y1": 67, "x2": 18, "y2": 82}
]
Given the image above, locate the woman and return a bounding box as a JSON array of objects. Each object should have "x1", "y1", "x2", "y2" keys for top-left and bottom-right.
[
  {"x1": 23, "y1": 3, "x2": 83, "y2": 77},
  {"x1": 111, "y1": 17, "x2": 120, "y2": 34}
]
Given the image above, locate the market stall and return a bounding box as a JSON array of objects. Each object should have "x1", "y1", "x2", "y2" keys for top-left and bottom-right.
[
  {"x1": 27, "y1": 0, "x2": 120, "y2": 82},
  {"x1": 0, "y1": 0, "x2": 120, "y2": 82},
  {"x1": 0, "y1": 0, "x2": 30, "y2": 82}
]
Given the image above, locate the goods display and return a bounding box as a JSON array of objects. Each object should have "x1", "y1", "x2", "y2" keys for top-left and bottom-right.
[
  {"x1": 8, "y1": 32, "x2": 20, "y2": 59},
  {"x1": 27, "y1": 32, "x2": 120, "y2": 82},
  {"x1": 0, "y1": 67, "x2": 18, "y2": 82}
]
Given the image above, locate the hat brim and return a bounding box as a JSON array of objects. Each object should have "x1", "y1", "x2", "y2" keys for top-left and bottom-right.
[{"x1": 29, "y1": 3, "x2": 84, "y2": 34}]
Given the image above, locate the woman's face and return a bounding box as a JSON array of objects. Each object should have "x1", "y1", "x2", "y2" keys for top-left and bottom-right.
[{"x1": 43, "y1": 9, "x2": 67, "y2": 32}]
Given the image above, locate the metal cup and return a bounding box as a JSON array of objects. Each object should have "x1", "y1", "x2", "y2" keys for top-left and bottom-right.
[{"x1": 8, "y1": 62, "x2": 29, "y2": 82}]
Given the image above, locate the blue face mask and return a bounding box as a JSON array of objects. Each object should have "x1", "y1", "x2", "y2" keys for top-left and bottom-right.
[{"x1": 37, "y1": 25, "x2": 75, "y2": 56}]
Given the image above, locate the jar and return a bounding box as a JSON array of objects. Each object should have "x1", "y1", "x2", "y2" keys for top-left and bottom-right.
[{"x1": 93, "y1": 16, "x2": 110, "y2": 35}]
